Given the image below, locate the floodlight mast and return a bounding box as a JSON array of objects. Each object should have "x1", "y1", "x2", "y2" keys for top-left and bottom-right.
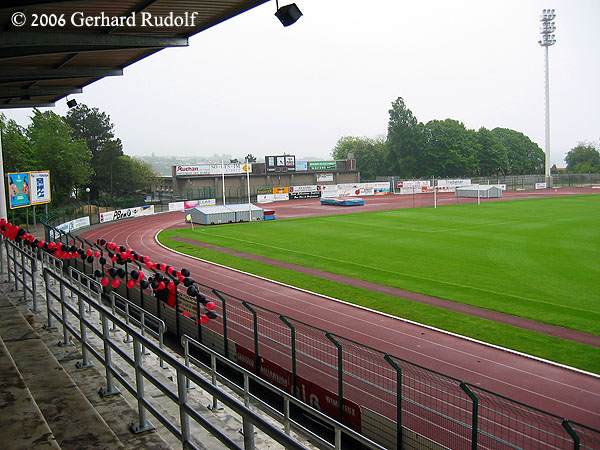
[{"x1": 538, "y1": 8, "x2": 556, "y2": 185}]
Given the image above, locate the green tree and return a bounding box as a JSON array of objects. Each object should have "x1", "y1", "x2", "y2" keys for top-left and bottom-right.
[
  {"x1": 386, "y1": 97, "x2": 424, "y2": 177},
  {"x1": 64, "y1": 104, "x2": 122, "y2": 197},
  {"x1": 475, "y1": 127, "x2": 509, "y2": 176},
  {"x1": 110, "y1": 155, "x2": 157, "y2": 196},
  {"x1": 27, "y1": 109, "x2": 92, "y2": 200},
  {"x1": 420, "y1": 119, "x2": 478, "y2": 177},
  {"x1": 0, "y1": 114, "x2": 31, "y2": 173},
  {"x1": 492, "y1": 128, "x2": 544, "y2": 175},
  {"x1": 332, "y1": 136, "x2": 388, "y2": 180},
  {"x1": 565, "y1": 143, "x2": 600, "y2": 173}
]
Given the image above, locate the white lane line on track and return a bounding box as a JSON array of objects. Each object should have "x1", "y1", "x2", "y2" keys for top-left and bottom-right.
[{"x1": 84, "y1": 216, "x2": 600, "y2": 419}]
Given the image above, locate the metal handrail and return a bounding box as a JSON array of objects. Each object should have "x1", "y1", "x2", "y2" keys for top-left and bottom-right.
[
  {"x1": 182, "y1": 335, "x2": 387, "y2": 450},
  {"x1": 4, "y1": 239, "x2": 38, "y2": 312},
  {"x1": 42, "y1": 267, "x2": 309, "y2": 450}
]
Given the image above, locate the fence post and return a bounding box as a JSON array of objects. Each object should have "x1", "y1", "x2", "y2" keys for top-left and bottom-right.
[
  {"x1": 326, "y1": 333, "x2": 344, "y2": 422},
  {"x1": 384, "y1": 354, "x2": 403, "y2": 449},
  {"x1": 75, "y1": 294, "x2": 93, "y2": 369},
  {"x1": 212, "y1": 289, "x2": 229, "y2": 358},
  {"x1": 280, "y1": 315, "x2": 297, "y2": 396},
  {"x1": 43, "y1": 270, "x2": 54, "y2": 329},
  {"x1": 31, "y1": 257, "x2": 38, "y2": 312},
  {"x1": 176, "y1": 369, "x2": 191, "y2": 447},
  {"x1": 561, "y1": 419, "x2": 580, "y2": 450},
  {"x1": 98, "y1": 311, "x2": 120, "y2": 397},
  {"x1": 174, "y1": 289, "x2": 180, "y2": 338},
  {"x1": 130, "y1": 337, "x2": 155, "y2": 433},
  {"x1": 460, "y1": 383, "x2": 479, "y2": 450},
  {"x1": 242, "y1": 301, "x2": 260, "y2": 374},
  {"x1": 242, "y1": 373, "x2": 256, "y2": 450},
  {"x1": 195, "y1": 296, "x2": 203, "y2": 344},
  {"x1": 57, "y1": 277, "x2": 69, "y2": 346}
]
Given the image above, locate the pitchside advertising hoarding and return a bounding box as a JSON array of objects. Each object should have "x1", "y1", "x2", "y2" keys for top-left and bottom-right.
[
  {"x1": 99, "y1": 205, "x2": 155, "y2": 223},
  {"x1": 175, "y1": 163, "x2": 252, "y2": 177},
  {"x1": 395, "y1": 179, "x2": 471, "y2": 194},
  {"x1": 235, "y1": 345, "x2": 361, "y2": 430},
  {"x1": 7, "y1": 170, "x2": 51, "y2": 209},
  {"x1": 167, "y1": 198, "x2": 216, "y2": 212}
]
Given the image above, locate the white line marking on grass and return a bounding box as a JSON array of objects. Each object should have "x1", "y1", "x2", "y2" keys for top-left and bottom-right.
[{"x1": 155, "y1": 230, "x2": 600, "y2": 380}]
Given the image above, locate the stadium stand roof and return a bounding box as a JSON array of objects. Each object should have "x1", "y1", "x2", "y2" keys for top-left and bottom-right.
[{"x1": 0, "y1": 0, "x2": 269, "y2": 109}]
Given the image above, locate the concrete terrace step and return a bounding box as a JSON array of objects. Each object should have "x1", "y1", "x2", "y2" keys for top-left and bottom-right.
[
  {"x1": 0, "y1": 295, "x2": 124, "y2": 450},
  {"x1": 0, "y1": 333, "x2": 60, "y2": 450}
]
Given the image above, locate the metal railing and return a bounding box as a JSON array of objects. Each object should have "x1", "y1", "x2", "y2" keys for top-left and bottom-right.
[
  {"x1": 3, "y1": 239, "x2": 38, "y2": 312},
  {"x1": 42, "y1": 267, "x2": 311, "y2": 450},
  {"x1": 182, "y1": 335, "x2": 386, "y2": 450}
]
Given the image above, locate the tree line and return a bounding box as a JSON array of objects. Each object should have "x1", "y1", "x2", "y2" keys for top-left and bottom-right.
[
  {"x1": 333, "y1": 97, "x2": 595, "y2": 180},
  {"x1": 1, "y1": 105, "x2": 156, "y2": 207}
]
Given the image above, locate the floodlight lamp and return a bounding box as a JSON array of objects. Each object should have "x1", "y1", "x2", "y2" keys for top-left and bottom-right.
[
  {"x1": 66, "y1": 98, "x2": 77, "y2": 108},
  {"x1": 275, "y1": 2, "x2": 302, "y2": 27}
]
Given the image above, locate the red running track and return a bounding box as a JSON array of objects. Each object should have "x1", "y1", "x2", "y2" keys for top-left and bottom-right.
[{"x1": 81, "y1": 192, "x2": 600, "y2": 436}]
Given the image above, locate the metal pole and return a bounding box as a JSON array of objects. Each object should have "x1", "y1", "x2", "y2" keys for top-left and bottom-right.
[
  {"x1": 246, "y1": 159, "x2": 252, "y2": 222},
  {"x1": 544, "y1": 44, "x2": 551, "y2": 184},
  {"x1": 433, "y1": 177, "x2": 437, "y2": 209},
  {"x1": 326, "y1": 333, "x2": 344, "y2": 422},
  {"x1": 0, "y1": 128, "x2": 7, "y2": 220},
  {"x1": 460, "y1": 383, "x2": 479, "y2": 450},
  {"x1": 221, "y1": 160, "x2": 226, "y2": 206}
]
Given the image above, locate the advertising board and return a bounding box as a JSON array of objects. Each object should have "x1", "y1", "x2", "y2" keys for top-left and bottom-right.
[
  {"x1": 295, "y1": 160, "x2": 308, "y2": 171},
  {"x1": 309, "y1": 161, "x2": 337, "y2": 171},
  {"x1": 29, "y1": 171, "x2": 52, "y2": 205},
  {"x1": 175, "y1": 163, "x2": 252, "y2": 176},
  {"x1": 235, "y1": 345, "x2": 361, "y2": 431},
  {"x1": 6, "y1": 172, "x2": 31, "y2": 209},
  {"x1": 535, "y1": 182, "x2": 547, "y2": 189},
  {"x1": 99, "y1": 205, "x2": 155, "y2": 223},
  {"x1": 289, "y1": 185, "x2": 320, "y2": 199},
  {"x1": 316, "y1": 173, "x2": 334, "y2": 183},
  {"x1": 51, "y1": 216, "x2": 91, "y2": 239},
  {"x1": 265, "y1": 155, "x2": 296, "y2": 173},
  {"x1": 168, "y1": 199, "x2": 216, "y2": 212}
]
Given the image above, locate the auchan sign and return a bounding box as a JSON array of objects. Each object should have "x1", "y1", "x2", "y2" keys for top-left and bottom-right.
[{"x1": 175, "y1": 163, "x2": 252, "y2": 176}]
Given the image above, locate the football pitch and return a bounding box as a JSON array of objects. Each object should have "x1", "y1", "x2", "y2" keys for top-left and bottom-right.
[{"x1": 159, "y1": 195, "x2": 600, "y2": 372}]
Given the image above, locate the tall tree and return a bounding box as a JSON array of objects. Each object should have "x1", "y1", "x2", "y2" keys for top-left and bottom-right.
[
  {"x1": 27, "y1": 109, "x2": 92, "y2": 200},
  {"x1": 332, "y1": 136, "x2": 388, "y2": 180},
  {"x1": 475, "y1": 127, "x2": 509, "y2": 176},
  {"x1": 420, "y1": 119, "x2": 479, "y2": 177},
  {"x1": 386, "y1": 97, "x2": 423, "y2": 177},
  {"x1": 565, "y1": 143, "x2": 600, "y2": 173},
  {"x1": 64, "y1": 104, "x2": 122, "y2": 197},
  {"x1": 0, "y1": 114, "x2": 31, "y2": 172},
  {"x1": 492, "y1": 128, "x2": 544, "y2": 175}
]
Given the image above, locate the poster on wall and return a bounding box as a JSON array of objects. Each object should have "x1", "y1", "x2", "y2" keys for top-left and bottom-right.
[
  {"x1": 29, "y1": 171, "x2": 52, "y2": 205},
  {"x1": 316, "y1": 173, "x2": 334, "y2": 183},
  {"x1": 6, "y1": 172, "x2": 31, "y2": 209}
]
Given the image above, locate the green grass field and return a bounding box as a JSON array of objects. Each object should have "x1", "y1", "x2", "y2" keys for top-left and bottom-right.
[{"x1": 158, "y1": 195, "x2": 600, "y2": 372}]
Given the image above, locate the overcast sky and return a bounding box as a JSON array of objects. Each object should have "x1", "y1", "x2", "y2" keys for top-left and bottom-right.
[{"x1": 5, "y1": 0, "x2": 600, "y2": 165}]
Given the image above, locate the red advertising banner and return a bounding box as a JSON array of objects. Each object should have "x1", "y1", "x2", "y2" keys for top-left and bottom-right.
[{"x1": 235, "y1": 345, "x2": 362, "y2": 431}]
